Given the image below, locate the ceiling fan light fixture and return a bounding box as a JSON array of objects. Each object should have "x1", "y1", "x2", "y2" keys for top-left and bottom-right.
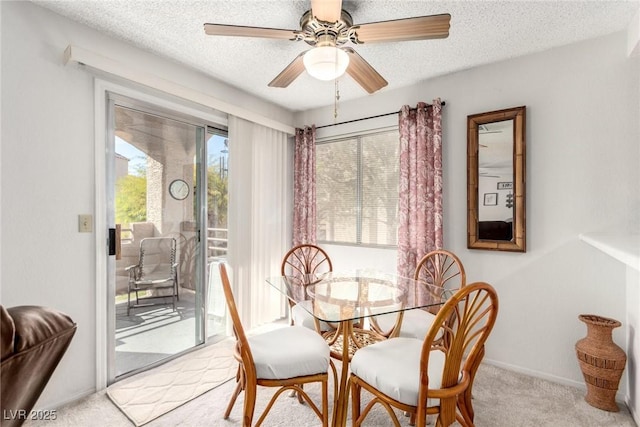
[{"x1": 303, "y1": 46, "x2": 349, "y2": 81}]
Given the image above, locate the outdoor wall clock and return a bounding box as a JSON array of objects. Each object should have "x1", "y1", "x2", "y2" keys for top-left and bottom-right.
[{"x1": 169, "y1": 179, "x2": 189, "y2": 200}]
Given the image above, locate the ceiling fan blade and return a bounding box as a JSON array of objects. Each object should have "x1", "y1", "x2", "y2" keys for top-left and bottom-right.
[
  {"x1": 343, "y1": 48, "x2": 388, "y2": 94},
  {"x1": 311, "y1": 0, "x2": 343, "y2": 23},
  {"x1": 268, "y1": 52, "x2": 307, "y2": 88},
  {"x1": 353, "y1": 14, "x2": 451, "y2": 43},
  {"x1": 204, "y1": 23, "x2": 299, "y2": 40}
]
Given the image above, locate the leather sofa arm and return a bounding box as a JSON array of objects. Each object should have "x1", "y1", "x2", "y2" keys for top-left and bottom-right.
[
  {"x1": 7, "y1": 306, "x2": 75, "y2": 354},
  {"x1": 0, "y1": 305, "x2": 76, "y2": 427},
  {"x1": 1, "y1": 305, "x2": 16, "y2": 361}
]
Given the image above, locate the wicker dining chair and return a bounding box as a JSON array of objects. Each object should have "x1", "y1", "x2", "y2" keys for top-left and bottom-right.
[
  {"x1": 350, "y1": 282, "x2": 499, "y2": 427},
  {"x1": 370, "y1": 249, "x2": 466, "y2": 339},
  {"x1": 280, "y1": 243, "x2": 334, "y2": 332},
  {"x1": 219, "y1": 263, "x2": 334, "y2": 427}
]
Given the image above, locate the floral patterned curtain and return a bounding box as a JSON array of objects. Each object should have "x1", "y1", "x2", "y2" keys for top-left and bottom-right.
[
  {"x1": 397, "y1": 99, "x2": 444, "y2": 279},
  {"x1": 293, "y1": 126, "x2": 316, "y2": 246}
]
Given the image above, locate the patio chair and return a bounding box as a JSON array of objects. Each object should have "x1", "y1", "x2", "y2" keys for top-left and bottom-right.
[
  {"x1": 219, "y1": 263, "x2": 334, "y2": 426},
  {"x1": 350, "y1": 282, "x2": 499, "y2": 427},
  {"x1": 126, "y1": 237, "x2": 179, "y2": 315},
  {"x1": 370, "y1": 249, "x2": 466, "y2": 339}
]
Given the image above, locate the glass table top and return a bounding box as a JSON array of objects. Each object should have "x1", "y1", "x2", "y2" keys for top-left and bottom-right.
[{"x1": 266, "y1": 270, "x2": 448, "y2": 323}]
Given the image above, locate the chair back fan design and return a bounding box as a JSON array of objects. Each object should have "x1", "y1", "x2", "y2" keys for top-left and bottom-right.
[
  {"x1": 203, "y1": 0, "x2": 451, "y2": 93},
  {"x1": 281, "y1": 244, "x2": 338, "y2": 332},
  {"x1": 414, "y1": 250, "x2": 466, "y2": 290},
  {"x1": 418, "y1": 282, "x2": 499, "y2": 426},
  {"x1": 369, "y1": 249, "x2": 466, "y2": 339},
  {"x1": 281, "y1": 244, "x2": 332, "y2": 302},
  {"x1": 414, "y1": 250, "x2": 466, "y2": 312}
]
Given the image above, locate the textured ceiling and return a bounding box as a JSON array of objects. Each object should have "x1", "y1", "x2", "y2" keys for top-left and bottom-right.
[{"x1": 33, "y1": 0, "x2": 639, "y2": 112}]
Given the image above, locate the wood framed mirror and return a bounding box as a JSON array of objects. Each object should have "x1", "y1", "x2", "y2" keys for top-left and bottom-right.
[{"x1": 467, "y1": 106, "x2": 526, "y2": 252}]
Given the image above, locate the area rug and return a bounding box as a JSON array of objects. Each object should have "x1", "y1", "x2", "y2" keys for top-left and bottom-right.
[{"x1": 107, "y1": 338, "x2": 236, "y2": 426}]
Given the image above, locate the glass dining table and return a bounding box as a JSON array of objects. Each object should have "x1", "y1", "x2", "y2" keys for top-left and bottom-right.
[{"x1": 266, "y1": 270, "x2": 448, "y2": 427}]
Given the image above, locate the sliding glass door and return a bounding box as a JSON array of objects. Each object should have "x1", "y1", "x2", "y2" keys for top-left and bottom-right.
[{"x1": 106, "y1": 96, "x2": 227, "y2": 381}]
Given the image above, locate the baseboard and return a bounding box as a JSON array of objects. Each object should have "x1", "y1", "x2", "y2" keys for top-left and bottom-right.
[
  {"x1": 626, "y1": 394, "x2": 639, "y2": 426},
  {"x1": 482, "y1": 358, "x2": 628, "y2": 405},
  {"x1": 34, "y1": 387, "x2": 98, "y2": 411}
]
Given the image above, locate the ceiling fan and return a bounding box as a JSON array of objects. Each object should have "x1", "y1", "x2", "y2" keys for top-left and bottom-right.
[
  {"x1": 479, "y1": 124, "x2": 503, "y2": 134},
  {"x1": 203, "y1": 0, "x2": 450, "y2": 94}
]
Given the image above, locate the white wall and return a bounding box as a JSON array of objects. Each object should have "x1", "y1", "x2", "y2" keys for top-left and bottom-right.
[
  {"x1": 0, "y1": 1, "x2": 294, "y2": 408},
  {"x1": 297, "y1": 31, "x2": 640, "y2": 404}
]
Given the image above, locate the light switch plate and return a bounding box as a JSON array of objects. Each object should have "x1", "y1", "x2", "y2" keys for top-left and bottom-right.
[{"x1": 78, "y1": 214, "x2": 93, "y2": 232}]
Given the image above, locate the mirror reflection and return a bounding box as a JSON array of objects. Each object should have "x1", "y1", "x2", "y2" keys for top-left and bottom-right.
[{"x1": 478, "y1": 119, "x2": 514, "y2": 241}]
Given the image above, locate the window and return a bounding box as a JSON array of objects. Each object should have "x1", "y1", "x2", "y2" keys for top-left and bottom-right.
[{"x1": 316, "y1": 130, "x2": 399, "y2": 246}]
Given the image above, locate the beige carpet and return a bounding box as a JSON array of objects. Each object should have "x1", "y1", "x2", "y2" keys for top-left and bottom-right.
[
  {"x1": 106, "y1": 338, "x2": 236, "y2": 426},
  {"x1": 27, "y1": 361, "x2": 637, "y2": 426},
  {"x1": 22, "y1": 319, "x2": 638, "y2": 426}
]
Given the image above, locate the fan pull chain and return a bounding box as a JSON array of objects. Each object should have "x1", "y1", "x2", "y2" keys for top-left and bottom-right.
[{"x1": 334, "y1": 78, "x2": 341, "y2": 120}]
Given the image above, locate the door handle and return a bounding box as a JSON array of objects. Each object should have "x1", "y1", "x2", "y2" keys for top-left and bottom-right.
[
  {"x1": 108, "y1": 228, "x2": 116, "y2": 256},
  {"x1": 108, "y1": 227, "x2": 123, "y2": 259},
  {"x1": 115, "y1": 224, "x2": 122, "y2": 260}
]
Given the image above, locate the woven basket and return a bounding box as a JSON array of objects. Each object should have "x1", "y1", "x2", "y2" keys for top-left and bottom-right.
[{"x1": 575, "y1": 314, "x2": 626, "y2": 412}]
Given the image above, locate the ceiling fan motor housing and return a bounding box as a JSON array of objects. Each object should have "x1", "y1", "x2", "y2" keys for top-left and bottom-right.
[{"x1": 300, "y1": 9, "x2": 355, "y2": 47}]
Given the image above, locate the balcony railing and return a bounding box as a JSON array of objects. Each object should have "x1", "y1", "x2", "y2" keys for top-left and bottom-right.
[
  {"x1": 207, "y1": 227, "x2": 228, "y2": 258},
  {"x1": 120, "y1": 227, "x2": 133, "y2": 244},
  {"x1": 118, "y1": 225, "x2": 227, "y2": 258}
]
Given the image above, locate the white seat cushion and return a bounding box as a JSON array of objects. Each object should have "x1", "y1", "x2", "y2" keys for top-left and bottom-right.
[
  {"x1": 374, "y1": 309, "x2": 439, "y2": 340},
  {"x1": 291, "y1": 300, "x2": 335, "y2": 332},
  {"x1": 248, "y1": 326, "x2": 330, "y2": 380},
  {"x1": 399, "y1": 309, "x2": 438, "y2": 340},
  {"x1": 350, "y1": 337, "x2": 445, "y2": 406}
]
